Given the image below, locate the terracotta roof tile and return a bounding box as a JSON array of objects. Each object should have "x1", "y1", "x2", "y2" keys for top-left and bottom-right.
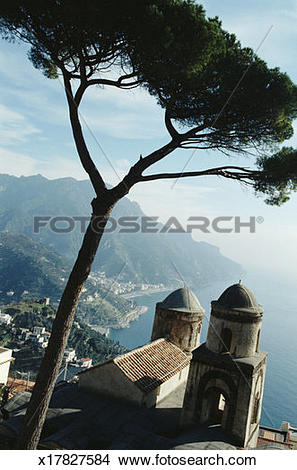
[
  {"x1": 113, "y1": 339, "x2": 190, "y2": 392},
  {"x1": 6, "y1": 377, "x2": 35, "y2": 397}
]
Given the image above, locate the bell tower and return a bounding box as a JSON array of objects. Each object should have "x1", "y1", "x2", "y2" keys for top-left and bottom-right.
[
  {"x1": 151, "y1": 287, "x2": 204, "y2": 353},
  {"x1": 181, "y1": 283, "x2": 267, "y2": 448}
]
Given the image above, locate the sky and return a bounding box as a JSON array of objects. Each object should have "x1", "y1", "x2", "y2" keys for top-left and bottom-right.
[{"x1": 0, "y1": 0, "x2": 297, "y2": 279}]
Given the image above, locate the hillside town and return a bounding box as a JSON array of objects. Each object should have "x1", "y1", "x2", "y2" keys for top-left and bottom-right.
[
  {"x1": 87, "y1": 271, "x2": 168, "y2": 298},
  {"x1": 0, "y1": 298, "x2": 94, "y2": 375},
  {"x1": 1, "y1": 270, "x2": 168, "y2": 305}
]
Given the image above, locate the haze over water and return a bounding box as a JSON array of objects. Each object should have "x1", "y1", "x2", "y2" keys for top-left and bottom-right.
[{"x1": 110, "y1": 269, "x2": 297, "y2": 429}]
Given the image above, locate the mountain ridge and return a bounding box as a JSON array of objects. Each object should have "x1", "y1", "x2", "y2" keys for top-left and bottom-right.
[{"x1": 0, "y1": 173, "x2": 242, "y2": 286}]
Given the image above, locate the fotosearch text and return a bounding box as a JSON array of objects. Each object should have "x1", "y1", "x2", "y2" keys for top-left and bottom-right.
[{"x1": 33, "y1": 215, "x2": 264, "y2": 235}]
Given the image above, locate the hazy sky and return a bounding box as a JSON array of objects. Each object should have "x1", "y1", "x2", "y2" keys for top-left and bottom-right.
[{"x1": 0, "y1": 1, "x2": 297, "y2": 278}]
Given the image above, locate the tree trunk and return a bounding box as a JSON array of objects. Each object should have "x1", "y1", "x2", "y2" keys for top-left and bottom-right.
[{"x1": 16, "y1": 196, "x2": 116, "y2": 449}]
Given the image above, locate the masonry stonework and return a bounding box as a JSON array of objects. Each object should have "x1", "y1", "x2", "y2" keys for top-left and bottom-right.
[
  {"x1": 151, "y1": 288, "x2": 204, "y2": 353},
  {"x1": 181, "y1": 283, "x2": 267, "y2": 448}
]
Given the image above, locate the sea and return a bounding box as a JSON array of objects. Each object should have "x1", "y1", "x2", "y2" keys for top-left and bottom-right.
[{"x1": 110, "y1": 269, "x2": 297, "y2": 429}]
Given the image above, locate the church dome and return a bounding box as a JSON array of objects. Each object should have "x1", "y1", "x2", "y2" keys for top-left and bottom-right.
[
  {"x1": 216, "y1": 283, "x2": 263, "y2": 314},
  {"x1": 159, "y1": 287, "x2": 204, "y2": 314}
]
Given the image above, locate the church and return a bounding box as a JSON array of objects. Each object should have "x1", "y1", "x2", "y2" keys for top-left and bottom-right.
[
  {"x1": 78, "y1": 282, "x2": 267, "y2": 449},
  {"x1": 0, "y1": 282, "x2": 270, "y2": 449}
]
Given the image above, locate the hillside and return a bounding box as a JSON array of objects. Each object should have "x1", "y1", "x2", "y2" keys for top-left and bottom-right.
[
  {"x1": 0, "y1": 232, "x2": 135, "y2": 328},
  {"x1": 0, "y1": 301, "x2": 127, "y2": 378},
  {"x1": 0, "y1": 232, "x2": 69, "y2": 303},
  {"x1": 0, "y1": 174, "x2": 242, "y2": 286}
]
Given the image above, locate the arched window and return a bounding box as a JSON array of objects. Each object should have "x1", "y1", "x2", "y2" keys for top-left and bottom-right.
[
  {"x1": 204, "y1": 388, "x2": 228, "y2": 425},
  {"x1": 221, "y1": 327, "x2": 232, "y2": 353}
]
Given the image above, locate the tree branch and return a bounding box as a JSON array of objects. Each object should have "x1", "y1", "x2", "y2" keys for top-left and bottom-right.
[
  {"x1": 62, "y1": 72, "x2": 107, "y2": 196},
  {"x1": 139, "y1": 166, "x2": 260, "y2": 183},
  {"x1": 110, "y1": 138, "x2": 182, "y2": 199},
  {"x1": 118, "y1": 71, "x2": 139, "y2": 83},
  {"x1": 74, "y1": 75, "x2": 141, "y2": 104},
  {"x1": 180, "y1": 122, "x2": 213, "y2": 140},
  {"x1": 87, "y1": 77, "x2": 141, "y2": 88},
  {"x1": 136, "y1": 140, "x2": 182, "y2": 173},
  {"x1": 165, "y1": 109, "x2": 180, "y2": 139}
]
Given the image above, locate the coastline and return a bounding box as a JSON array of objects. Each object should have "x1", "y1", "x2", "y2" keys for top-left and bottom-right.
[
  {"x1": 112, "y1": 305, "x2": 148, "y2": 329},
  {"x1": 89, "y1": 305, "x2": 148, "y2": 336},
  {"x1": 119, "y1": 287, "x2": 171, "y2": 299}
]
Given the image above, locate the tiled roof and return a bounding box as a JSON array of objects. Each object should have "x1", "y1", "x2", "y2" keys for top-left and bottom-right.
[
  {"x1": 6, "y1": 378, "x2": 35, "y2": 397},
  {"x1": 113, "y1": 339, "x2": 190, "y2": 393}
]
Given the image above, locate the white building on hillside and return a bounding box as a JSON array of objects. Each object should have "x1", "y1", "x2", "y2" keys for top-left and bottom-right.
[
  {"x1": 33, "y1": 326, "x2": 45, "y2": 336},
  {"x1": 0, "y1": 347, "x2": 13, "y2": 386},
  {"x1": 63, "y1": 349, "x2": 76, "y2": 363},
  {"x1": 0, "y1": 313, "x2": 12, "y2": 325}
]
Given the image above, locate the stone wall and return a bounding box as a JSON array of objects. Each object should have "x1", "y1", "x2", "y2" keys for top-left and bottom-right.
[
  {"x1": 79, "y1": 360, "x2": 190, "y2": 409},
  {"x1": 181, "y1": 344, "x2": 267, "y2": 448},
  {"x1": 151, "y1": 306, "x2": 203, "y2": 353},
  {"x1": 206, "y1": 314, "x2": 261, "y2": 358},
  {"x1": 78, "y1": 361, "x2": 144, "y2": 406}
]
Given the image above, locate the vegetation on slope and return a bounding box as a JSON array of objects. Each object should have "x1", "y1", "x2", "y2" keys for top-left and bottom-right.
[
  {"x1": 0, "y1": 301, "x2": 126, "y2": 378},
  {"x1": 0, "y1": 231, "x2": 135, "y2": 328}
]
